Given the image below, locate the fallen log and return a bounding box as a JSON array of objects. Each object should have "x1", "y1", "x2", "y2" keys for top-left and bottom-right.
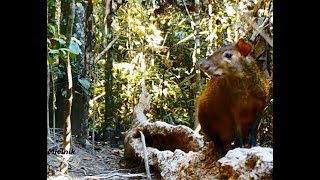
[{"x1": 123, "y1": 81, "x2": 273, "y2": 179}]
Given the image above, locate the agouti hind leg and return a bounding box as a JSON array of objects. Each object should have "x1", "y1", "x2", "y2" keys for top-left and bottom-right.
[
  {"x1": 248, "y1": 117, "x2": 261, "y2": 147},
  {"x1": 235, "y1": 132, "x2": 244, "y2": 148}
]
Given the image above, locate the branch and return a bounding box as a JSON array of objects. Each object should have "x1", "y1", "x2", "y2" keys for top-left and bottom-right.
[
  {"x1": 176, "y1": 33, "x2": 194, "y2": 45},
  {"x1": 85, "y1": 173, "x2": 148, "y2": 179},
  {"x1": 89, "y1": 92, "x2": 106, "y2": 104},
  {"x1": 243, "y1": 14, "x2": 273, "y2": 47},
  {"x1": 175, "y1": 31, "x2": 207, "y2": 46},
  {"x1": 182, "y1": 0, "x2": 193, "y2": 22},
  {"x1": 66, "y1": 0, "x2": 75, "y2": 46},
  {"x1": 104, "y1": 0, "x2": 112, "y2": 24},
  {"x1": 94, "y1": 35, "x2": 120, "y2": 64},
  {"x1": 139, "y1": 131, "x2": 151, "y2": 180}
]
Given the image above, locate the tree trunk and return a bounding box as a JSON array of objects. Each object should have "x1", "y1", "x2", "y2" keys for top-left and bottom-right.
[
  {"x1": 47, "y1": 60, "x2": 51, "y2": 137},
  {"x1": 84, "y1": 0, "x2": 93, "y2": 148},
  {"x1": 207, "y1": 3, "x2": 213, "y2": 52},
  {"x1": 48, "y1": 0, "x2": 56, "y2": 25},
  {"x1": 47, "y1": 0, "x2": 56, "y2": 137},
  {"x1": 60, "y1": 0, "x2": 75, "y2": 174},
  {"x1": 193, "y1": 0, "x2": 201, "y2": 130},
  {"x1": 55, "y1": 0, "x2": 72, "y2": 130},
  {"x1": 103, "y1": 0, "x2": 114, "y2": 140},
  {"x1": 51, "y1": 71, "x2": 56, "y2": 138},
  {"x1": 71, "y1": 1, "x2": 88, "y2": 147}
]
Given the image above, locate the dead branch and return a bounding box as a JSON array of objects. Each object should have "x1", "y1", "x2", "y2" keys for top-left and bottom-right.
[
  {"x1": 243, "y1": 13, "x2": 273, "y2": 47},
  {"x1": 85, "y1": 172, "x2": 148, "y2": 179},
  {"x1": 139, "y1": 131, "x2": 151, "y2": 180},
  {"x1": 89, "y1": 92, "x2": 106, "y2": 104},
  {"x1": 94, "y1": 35, "x2": 120, "y2": 64}
]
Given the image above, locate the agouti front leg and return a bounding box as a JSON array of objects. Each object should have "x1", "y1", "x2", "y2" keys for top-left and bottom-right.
[
  {"x1": 213, "y1": 136, "x2": 226, "y2": 157},
  {"x1": 235, "y1": 123, "x2": 244, "y2": 148}
]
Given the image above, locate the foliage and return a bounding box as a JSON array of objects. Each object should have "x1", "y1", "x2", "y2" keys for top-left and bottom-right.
[{"x1": 47, "y1": 24, "x2": 82, "y2": 64}]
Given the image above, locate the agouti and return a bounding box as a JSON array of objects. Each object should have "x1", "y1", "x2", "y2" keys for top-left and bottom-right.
[{"x1": 197, "y1": 39, "x2": 270, "y2": 157}]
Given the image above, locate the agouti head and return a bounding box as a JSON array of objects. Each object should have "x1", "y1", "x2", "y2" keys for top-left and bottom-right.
[{"x1": 200, "y1": 39, "x2": 253, "y2": 77}]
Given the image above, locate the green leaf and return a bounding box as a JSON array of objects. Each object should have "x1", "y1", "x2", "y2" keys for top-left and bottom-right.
[
  {"x1": 47, "y1": 24, "x2": 55, "y2": 34},
  {"x1": 48, "y1": 49, "x2": 59, "y2": 54},
  {"x1": 47, "y1": 55, "x2": 54, "y2": 65},
  {"x1": 53, "y1": 53, "x2": 59, "y2": 60},
  {"x1": 53, "y1": 38, "x2": 66, "y2": 45},
  {"x1": 69, "y1": 41, "x2": 82, "y2": 55},
  {"x1": 78, "y1": 78, "x2": 90, "y2": 90},
  {"x1": 47, "y1": 0, "x2": 56, "y2": 7},
  {"x1": 69, "y1": 53, "x2": 77, "y2": 60},
  {"x1": 59, "y1": 49, "x2": 67, "y2": 55},
  {"x1": 56, "y1": 69, "x2": 65, "y2": 78},
  {"x1": 59, "y1": 48, "x2": 72, "y2": 56},
  {"x1": 59, "y1": 48, "x2": 72, "y2": 53},
  {"x1": 71, "y1": 37, "x2": 82, "y2": 45},
  {"x1": 58, "y1": 34, "x2": 66, "y2": 39}
]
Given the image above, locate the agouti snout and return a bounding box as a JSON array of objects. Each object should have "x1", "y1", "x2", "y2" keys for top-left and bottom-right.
[
  {"x1": 197, "y1": 39, "x2": 270, "y2": 157},
  {"x1": 199, "y1": 58, "x2": 213, "y2": 71}
]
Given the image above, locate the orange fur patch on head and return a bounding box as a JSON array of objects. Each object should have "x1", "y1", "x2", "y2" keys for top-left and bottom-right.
[{"x1": 236, "y1": 39, "x2": 252, "y2": 57}]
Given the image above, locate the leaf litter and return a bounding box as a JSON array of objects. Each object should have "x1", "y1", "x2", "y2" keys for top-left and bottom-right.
[{"x1": 47, "y1": 128, "x2": 156, "y2": 180}]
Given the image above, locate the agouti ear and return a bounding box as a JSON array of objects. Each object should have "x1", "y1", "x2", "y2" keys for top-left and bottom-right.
[{"x1": 236, "y1": 39, "x2": 252, "y2": 57}]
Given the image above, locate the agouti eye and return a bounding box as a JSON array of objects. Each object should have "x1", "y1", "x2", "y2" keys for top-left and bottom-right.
[{"x1": 225, "y1": 53, "x2": 232, "y2": 59}]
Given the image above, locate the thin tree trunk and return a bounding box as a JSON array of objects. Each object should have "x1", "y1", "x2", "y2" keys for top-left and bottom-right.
[
  {"x1": 71, "y1": 1, "x2": 87, "y2": 147},
  {"x1": 55, "y1": 0, "x2": 71, "y2": 131},
  {"x1": 127, "y1": 5, "x2": 133, "y2": 58},
  {"x1": 85, "y1": 0, "x2": 93, "y2": 149},
  {"x1": 194, "y1": 0, "x2": 201, "y2": 97},
  {"x1": 47, "y1": 60, "x2": 51, "y2": 137},
  {"x1": 92, "y1": 76, "x2": 96, "y2": 154},
  {"x1": 48, "y1": 0, "x2": 56, "y2": 25},
  {"x1": 63, "y1": 58, "x2": 73, "y2": 149},
  {"x1": 193, "y1": 0, "x2": 201, "y2": 128},
  {"x1": 207, "y1": 3, "x2": 213, "y2": 52},
  {"x1": 104, "y1": 0, "x2": 114, "y2": 139},
  {"x1": 60, "y1": 0, "x2": 75, "y2": 174},
  {"x1": 92, "y1": 105, "x2": 96, "y2": 153},
  {"x1": 47, "y1": 0, "x2": 56, "y2": 138},
  {"x1": 51, "y1": 71, "x2": 56, "y2": 138}
]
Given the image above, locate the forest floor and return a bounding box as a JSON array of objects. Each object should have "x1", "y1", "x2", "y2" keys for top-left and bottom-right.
[{"x1": 47, "y1": 129, "x2": 156, "y2": 180}]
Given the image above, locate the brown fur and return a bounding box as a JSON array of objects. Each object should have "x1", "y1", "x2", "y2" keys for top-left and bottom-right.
[{"x1": 197, "y1": 39, "x2": 269, "y2": 155}]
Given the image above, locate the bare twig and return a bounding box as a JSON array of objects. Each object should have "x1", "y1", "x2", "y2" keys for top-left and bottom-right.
[
  {"x1": 181, "y1": 0, "x2": 193, "y2": 21},
  {"x1": 177, "y1": 33, "x2": 194, "y2": 45},
  {"x1": 68, "y1": 163, "x2": 87, "y2": 175},
  {"x1": 161, "y1": 33, "x2": 168, "y2": 48},
  {"x1": 48, "y1": 144, "x2": 59, "y2": 150},
  {"x1": 48, "y1": 136, "x2": 54, "y2": 143},
  {"x1": 89, "y1": 92, "x2": 106, "y2": 104},
  {"x1": 85, "y1": 173, "x2": 148, "y2": 179},
  {"x1": 139, "y1": 131, "x2": 152, "y2": 180},
  {"x1": 94, "y1": 35, "x2": 120, "y2": 64},
  {"x1": 176, "y1": 31, "x2": 207, "y2": 46},
  {"x1": 243, "y1": 14, "x2": 273, "y2": 47},
  {"x1": 250, "y1": 16, "x2": 270, "y2": 42}
]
